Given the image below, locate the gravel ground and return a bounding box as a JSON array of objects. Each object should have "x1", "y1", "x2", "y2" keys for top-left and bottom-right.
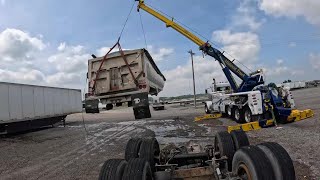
[{"x1": 0, "y1": 87, "x2": 319, "y2": 180}]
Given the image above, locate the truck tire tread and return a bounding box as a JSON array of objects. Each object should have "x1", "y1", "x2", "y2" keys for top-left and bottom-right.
[
  {"x1": 232, "y1": 146, "x2": 275, "y2": 180},
  {"x1": 257, "y1": 142, "x2": 295, "y2": 180},
  {"x1": 125, "y1": 138, "x2": 142, "y2": 161}
]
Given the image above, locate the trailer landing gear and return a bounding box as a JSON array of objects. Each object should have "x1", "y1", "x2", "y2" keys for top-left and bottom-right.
[{"x1": 99, "y1": 130, "x2": 295, "y2": 180}]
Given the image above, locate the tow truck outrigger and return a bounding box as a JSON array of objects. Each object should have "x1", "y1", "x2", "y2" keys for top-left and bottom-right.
[{"x1": 98, "y1": 1, "x2": 297, "y2": 180}]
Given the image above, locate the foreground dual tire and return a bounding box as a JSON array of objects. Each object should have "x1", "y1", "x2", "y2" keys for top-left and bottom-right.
[
  {"x1": 215, "y1": 130, "x2": 295, "y2": 179},
  {"x1": 122, "y1": 158, "x2": 153, "y2": 180},
  {"x1": 214, "y1": 130, "x2": 250, "y2": 171},
  {"x1": 139, "y1": 138, "x2": 160, "y2": 172},
  {"x1": 99, "y1": 158, "x2": 152, "y2": 180},
  {"x1": 125, "y1": 137, "x2": 160, "y2": 172},
  {"x1": 257, "y1": 142, "x2": 295, "y2": 180},
  {"x1": 214, "y1": 131, "x2": 236, "y2": 171},
  {"x1": 232, "y1": 143, "x2": 295, "y2": 180},
  {"x1": 232, "y1": 146, "x2": 275, "y2": 180},
  {"x1": 125, "y1": 138, "x2": 142, "y2": 161},
  {"x1": 98, "y1": 159, "x2": 127, "y2": 180}
]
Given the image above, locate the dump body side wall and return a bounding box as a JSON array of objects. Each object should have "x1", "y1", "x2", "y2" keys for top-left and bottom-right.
[{"x1": 143, "y1": 53, "x2": 165, "y2": 95}]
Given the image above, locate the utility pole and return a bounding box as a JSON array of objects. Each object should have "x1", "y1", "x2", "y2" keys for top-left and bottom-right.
[{"x1": 188, "y1": 50, "x2": 196, "y2": 108}]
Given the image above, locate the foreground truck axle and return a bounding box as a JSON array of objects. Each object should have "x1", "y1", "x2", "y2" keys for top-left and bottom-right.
[{"x1": 98, "y1": 130, "x2": 295, "y2": 180}]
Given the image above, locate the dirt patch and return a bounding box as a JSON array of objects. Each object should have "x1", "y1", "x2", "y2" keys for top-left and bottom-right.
[{"x1": 294, "y1": 161, "x2": 315, "y2": 180}]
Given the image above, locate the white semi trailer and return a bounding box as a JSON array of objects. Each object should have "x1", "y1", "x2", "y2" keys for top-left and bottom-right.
[{"x1": 0, "y1": 82, "x2": 82, "y2": 134}]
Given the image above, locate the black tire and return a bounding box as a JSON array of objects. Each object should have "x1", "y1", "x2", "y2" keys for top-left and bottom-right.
[
  {"x1": 125, "y1": 138, "x2": 142, "y2": 161},
  {"x1": 106, "y1": 104, "x2": 113, "y2": 110},
  {"x1": 232, "y1": 146, "x2": 275, "y2": 180},
  {"x1": 257, "y1": 142, "x2": 295, "y2": 180},
  {"x1": 214, "y1": 131, "x2": 235, "y2": 171},
  {"x1": 98, "y1": 159, "x2": 127, "y2": 180},
  {"x1": 139, "y1": 138, "x2": 160, "y2": 172},
  {"x1": 230, "y1": 130, "x2": 249, "y2": 150},
  {"x1": 116, "y1": 102, "x2": 123, "y2": 107},
  {"x1": 233, "y1": 107, "x2": 245, "y2": 123},
  {"x1": 122, "y1": 158, "x2": 153, "y2": 180}
]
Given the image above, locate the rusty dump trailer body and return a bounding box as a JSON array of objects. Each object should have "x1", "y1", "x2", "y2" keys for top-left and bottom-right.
[{"x1": 87, "y1": 49, "x2": 165, "y2": 106}]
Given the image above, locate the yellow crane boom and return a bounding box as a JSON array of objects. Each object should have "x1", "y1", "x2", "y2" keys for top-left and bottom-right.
[
  {"x1": 137, "y1": 0, "x2": 205, "y2": 47},
  {"x1": 136, "y1": 0, "x2": 264, "y2": 93}
]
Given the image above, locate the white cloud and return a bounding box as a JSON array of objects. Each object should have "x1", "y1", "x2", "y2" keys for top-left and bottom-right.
[
  {"x1": 212, "y1": 30, "x2": 260, "y2": 63},
  {"x1": 289, "y1": 42, "x2": 296, "y2": 47},
  {"x1": 309, "y1": 53, "x2": 320, "y2": 70},
  {"x1": 259, "y1": 0, "x2": 320, "y2": 26},
  {"x1": 147, "y1": 46, "x2": 174, "y2": 62},
  {"x1": 1, "y1": 0, "x2": 5, "y2": 5},
  {"x1": 160, "y1": 55, "x2": 226, "y2": 96},
  {"x1": 0, "y1": 68, "x2": 46, "y2": 84},
  {"x1": 262, "y1": 59, "x2": 304, "y2": 81},
  {"x1": 290, "y1": 69, "x2": 304, "y2": 76},
  {"x1": 46, "y1": 72, "x2": 84, "y2": 87},
  {"x1": 231, "y1": 0, "x2": 264, "y2": 31},
  {"x1": 48, "y1": 43, "x2": 90, "y2": 73},
  {"x1": 57, "y1": 42, "x2": 66, "y2": 51},
  {"x1": 96, "y1": 46, "x2": 119, "y2": 57},
  {"x1": 0, "y1": 28, "x2": 45, "y2": 62},
  {"x1": 276, "y1": 59, "x2": 284, "y2": 65}
]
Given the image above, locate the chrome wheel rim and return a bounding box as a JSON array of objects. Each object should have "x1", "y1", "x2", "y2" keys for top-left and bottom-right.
[
  {"x1": 245, "y1": 110, "x2": 251, "y2": 123},
  {"x1": 235, "y1": 109, "x2": 240, "y2": 120},
  {"x1": 227, "y1": 107, "x2": 232, "y2": 116}
]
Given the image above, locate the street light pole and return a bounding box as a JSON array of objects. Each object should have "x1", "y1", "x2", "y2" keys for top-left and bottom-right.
[{"x1": 188, "y1": 50, "x2": 196, "y2": 108}]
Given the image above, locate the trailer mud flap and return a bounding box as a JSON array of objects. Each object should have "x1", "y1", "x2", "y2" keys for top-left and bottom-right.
[{"x1": 132, "y1": 92, "x2": 151, "y2": 119}]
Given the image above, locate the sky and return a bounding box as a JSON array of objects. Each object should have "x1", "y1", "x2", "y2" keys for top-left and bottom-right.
[{"x1": 0, "y1": 0, "x2": 320, "y2": 97}]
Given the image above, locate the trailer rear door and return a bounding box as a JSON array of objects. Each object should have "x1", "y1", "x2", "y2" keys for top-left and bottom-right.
[{"x1": 110, "y1": 68, "x2": 120, "y2": 90}]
